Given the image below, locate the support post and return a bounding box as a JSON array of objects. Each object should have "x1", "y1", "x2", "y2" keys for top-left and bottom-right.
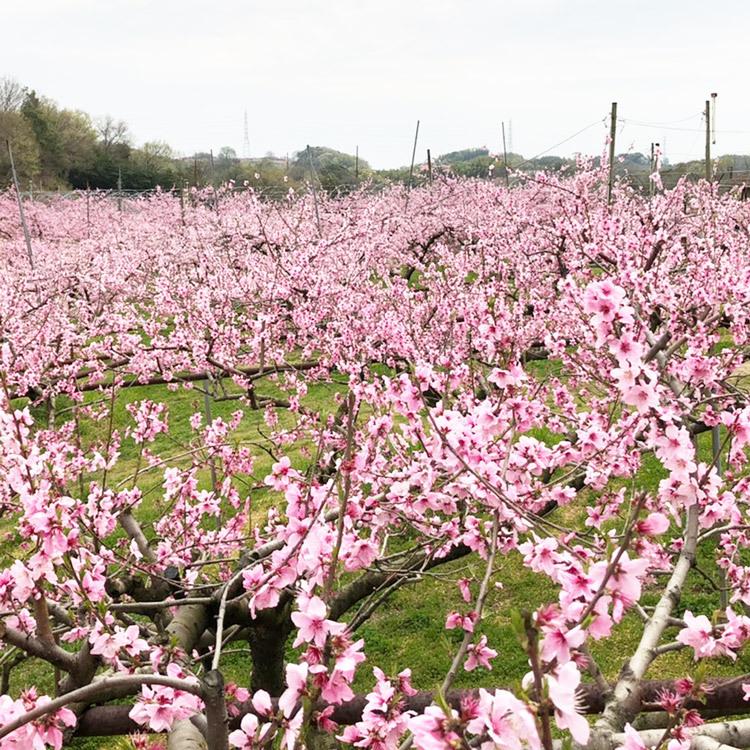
[
  {"x1": 649, "y1": 142, "x2": 655, "y2": 198},
  {"x1": 607, "y1": 101, "x2": 618, "y2": 204},
  {"x1": 502, "y1": 121, "x2": 510, "y2": 188},
  {"x1": 407, "y1": 119, "x2": 420, "y2": 196},
  {"x1": 6, "y1": 139, "x2": 34, "y2": 268},
  {"x1": 705, "y1": 98, "x2": 713, "y2": 182},
  {"x1": 306, "y1": 145, "x2": 322, "y2": 236}
]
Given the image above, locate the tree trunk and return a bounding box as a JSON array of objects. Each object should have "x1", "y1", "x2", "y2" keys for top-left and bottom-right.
[{"x1": 248, "y1": 624, "x2": 288, "y2": 695}]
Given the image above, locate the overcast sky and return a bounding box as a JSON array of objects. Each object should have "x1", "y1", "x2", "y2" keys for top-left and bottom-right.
[{"x1": 2, "y1": 0, "x2": 749, "y2": 168}]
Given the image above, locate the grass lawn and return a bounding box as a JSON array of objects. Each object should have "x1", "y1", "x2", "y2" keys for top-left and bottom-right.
[{"x1": 2, "y1": 365, "x2": 744, "y2": 748}]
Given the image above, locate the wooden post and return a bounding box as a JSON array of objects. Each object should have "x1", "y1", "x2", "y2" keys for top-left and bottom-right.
[
  {"x1": 705, "y1": 99, "x2": 712, "y2": 182},
  {"x1": 406, "y1": 119, "x2": 420, "y2": 206},
  {"x1": 711, "y1": 92, "x2": 717, "y2": 145},
  {"x1": 501, "y1": 121, "x2": 510, "y2": 188},
  {"x1": 6, "y1": 139, "x2": 34, "y2": 269},
  {"x1": 649, "y1": 142, "x2": 655, "y2": 198},
  {"x1": 427, "y1": 149, "x2": 433, "y2": 184},
  {"x1": 607, "y1": 102, "x2": 617, "y2": 204},
  {"x1": 306, "y1": 145, "x2": 322, "y2": 236},
  {"x1": 209, "y1": 149, "x2": 218, "y2": 210}
]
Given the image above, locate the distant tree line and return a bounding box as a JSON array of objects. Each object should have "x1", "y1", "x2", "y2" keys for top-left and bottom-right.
[{"x1": 2, "y1": 77, "x2": 749, "y2": 195}]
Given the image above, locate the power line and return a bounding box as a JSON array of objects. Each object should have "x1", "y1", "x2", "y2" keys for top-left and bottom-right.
[
  {"x1": 619, "y1": 117, "x2": 750, "y2": 135},
  {"x1": 513, "y1": 118, "x2": 606, "y2": 170}
]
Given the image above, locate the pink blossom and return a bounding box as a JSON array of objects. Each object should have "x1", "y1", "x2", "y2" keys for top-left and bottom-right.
[
  {"x1": 464, "y1": 635, "x2": 498, "y2": 671},
  {"x1": 636, "y1": 512, "x2": 670, "y2": 536},
  {"x1": 540, "y1": 624, "x2": 585, "y2": 664},
  {"x1": 128, "y1": 683, "x2": 203, "y2": 733},
  {"x1": 617, "y1": 723, "x2": 648, "y2": 750},
  {"x1": 466, "y1": 689, "x2": 541, "y2": 750},
  {"x1": 278, "y1": 662, "x2": 309, "y2": 718},
  {"x1": 291, "y1": 595, "x2": 346, "y2": 648},
  {"x1": 676, "y1": 611, "x2": 717, "y2": 659},
  {"x1": 546, "y1": 661, "x2": 589, "y2": 743}
]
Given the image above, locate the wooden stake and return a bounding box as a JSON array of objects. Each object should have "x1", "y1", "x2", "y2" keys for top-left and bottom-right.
[
  {"x1": 711, "y1": 92, "x2": 718, "y2": 145},
  {"x1": 501, "y1": 121, "x2": 510, "y2": 188},
  {"x1": 607, "y1": 102, "x2": 617, "y2": 204},
  {"x1": 408, "y1": 120, "x2": 420, "y2": 189},
  {"x1": 406, "y1": 119, "x2": 420, "y2": 206},
  {"x1": 705, "y1": 99, "x2": 712, "y2": 182},
  {"x1": 209, "y1": 149, "x2": 218, "y2": 210},
  {"x1": 6, "y1": 139, "x2": 34, "y2": 269},
  {"x1": 306, "y1": 145, "x2": 322, "y2": 236},
  {"x1": 649, "y1": 142, "x2": 655, "y2": 198}
]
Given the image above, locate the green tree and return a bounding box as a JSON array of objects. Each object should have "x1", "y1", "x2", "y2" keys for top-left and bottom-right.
[
  {"x1": 126, "y1": 141, "x2": 177, "y2": 189},
  {"x1": 20, "y1": 91, "x2": 97, "y2": 187},
  {"x1": 290, "y1": 146, "x2": 370, "y2": 192},
  {"x1": 0, "y1": 111, "x2": 41, "y2": 186}
]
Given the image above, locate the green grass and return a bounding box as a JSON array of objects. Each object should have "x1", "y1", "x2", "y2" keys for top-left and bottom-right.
[{"x1": 4, "y1": 367, "x2": 743, "y2": 749}]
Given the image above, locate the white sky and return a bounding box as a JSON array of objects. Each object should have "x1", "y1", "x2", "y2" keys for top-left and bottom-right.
[{"x1": 2, "y1": 0, "x2": 749, "y2": 168}]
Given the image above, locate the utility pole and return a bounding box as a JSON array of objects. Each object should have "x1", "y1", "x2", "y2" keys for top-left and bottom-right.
[
  {"x1": 427, "y1": 149, "x2": 433, "y2": 184},
  {"x1": 607, "y1": 102, "x2": 617, "y2": 204},
  {"x1": 501, "y1": 121, "x2": 510, "y2": 188},
  {"x1": 705, "y1": 99, "x2": 712, "y2": 181}
]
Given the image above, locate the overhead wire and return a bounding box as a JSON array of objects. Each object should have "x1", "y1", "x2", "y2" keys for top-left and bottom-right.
[
  {"x1": 512, "y1": 117, "x2": 607, "y2": 170},
  {"x1": 620, "y1": 118, "x2": 750, "y2": 135}
]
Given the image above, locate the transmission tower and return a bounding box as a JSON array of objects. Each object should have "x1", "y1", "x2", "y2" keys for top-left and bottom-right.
[{"x1": 243, "y1": 110, "x2": 251, "y2": 159}]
